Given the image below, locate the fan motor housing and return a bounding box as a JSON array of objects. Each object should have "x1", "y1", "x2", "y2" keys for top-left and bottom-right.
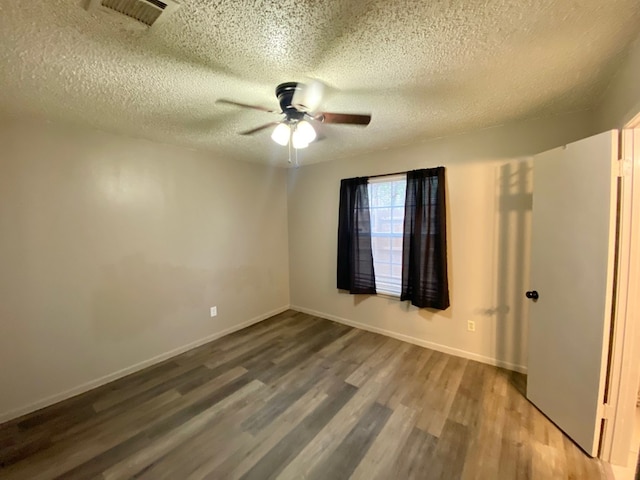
[{"x1": 276, "y1": 82, "x2": 306, "y2": 120}]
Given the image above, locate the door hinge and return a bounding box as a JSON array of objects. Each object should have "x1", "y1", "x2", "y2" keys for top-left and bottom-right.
[
  {"x1": 618, "y1": 158, "x2": 632, "y2": 177},
  {"x1": 601, "y1": 403, "x2": 614, "y2": 420}
]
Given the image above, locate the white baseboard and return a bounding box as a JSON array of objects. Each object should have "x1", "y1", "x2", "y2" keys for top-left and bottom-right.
[
  {"x1": 0, "y1": 305, "x2": 290, "y2": 424},
  {"x1": 291, "y1": 305, "x2": 527, "y2": 374}
]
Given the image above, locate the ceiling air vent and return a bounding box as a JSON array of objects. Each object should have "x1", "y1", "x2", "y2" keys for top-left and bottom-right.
[{"x1": 85, "y1": 0, "x2": 180, "y2": 28}]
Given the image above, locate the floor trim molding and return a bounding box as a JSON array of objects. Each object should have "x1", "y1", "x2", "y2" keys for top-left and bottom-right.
[
  {"x1": 0, "y1": 305, "x2": 290, "y2": 424},
  {"x1": 290, "y1": 305, "x2": 527, "y2": 374}
]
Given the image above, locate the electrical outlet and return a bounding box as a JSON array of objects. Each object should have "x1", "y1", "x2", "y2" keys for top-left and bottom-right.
[
  {"x1": 210, "y1": 306, "x2": 217, "y2": 317},
  {"x1": 467, "y1": 320, "x2": 476, "y2": 332}
]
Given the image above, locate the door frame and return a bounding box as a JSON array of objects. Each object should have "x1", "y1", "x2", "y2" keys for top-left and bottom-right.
[{"x1": 601, "y1": 119, "x2": 640, "y2": 465}]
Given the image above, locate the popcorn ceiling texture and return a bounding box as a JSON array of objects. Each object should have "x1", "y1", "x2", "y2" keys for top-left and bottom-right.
[{"x1": 0, "y1": 0, "x2": 638, "y2": 165}]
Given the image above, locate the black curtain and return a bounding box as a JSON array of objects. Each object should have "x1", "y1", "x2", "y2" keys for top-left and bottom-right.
[
  {"x1": 336, "y1": 177, "x2": 377, "y2": 294},
  {"x1": 401, "y1": 167, "x2": 450, "y2": 309}
]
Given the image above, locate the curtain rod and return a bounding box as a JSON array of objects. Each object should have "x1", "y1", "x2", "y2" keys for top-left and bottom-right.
[
  {"x1": 350, "y1": 166, "x2": 444, "y2": 181},
  {"x1": 368, "y1": 170, "x2": 407, "y2": 179}
]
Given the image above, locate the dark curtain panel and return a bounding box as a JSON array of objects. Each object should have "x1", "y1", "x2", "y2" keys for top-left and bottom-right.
[
  {"x1": 401, "y1": 167, "x2": 450, "y2": 309},
  {"x1": 337, "y1": 177, "x2": 377, "y2": 294}
]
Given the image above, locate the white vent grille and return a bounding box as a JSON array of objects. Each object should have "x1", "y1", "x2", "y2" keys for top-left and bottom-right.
[{"x1": 85, "y1": 0, "x2": 180, "y2": 28}]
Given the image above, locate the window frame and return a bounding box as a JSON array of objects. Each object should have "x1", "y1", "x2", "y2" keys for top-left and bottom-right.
[{"x1": 368, "y1": 174, "x2": 407, "y2": 297}]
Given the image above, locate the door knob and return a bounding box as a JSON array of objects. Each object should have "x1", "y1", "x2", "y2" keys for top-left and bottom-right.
[{"x1": 526, "y1": 290, "x2": 539, "y2": 300}]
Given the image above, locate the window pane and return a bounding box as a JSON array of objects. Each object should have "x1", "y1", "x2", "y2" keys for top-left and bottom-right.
[
  {"x1": 391, "y1": 248, "x2": 403, "y2": 265},
  {"x1": 391, "y1": 211, "x2": 404, "y2": 233},
  {"x1": 392, "y1": 264, "x2": 403, "y2": 278},
  {"x1": 392, "y1": 182, "x2": 406, "y2": 206},
  {"x1": 373, "y1": 236, "x2": 391, "y2": 250},
  {"x1": 376, "y1": 263, "x2": 391, "y2": 277},
  {"x1": 373, "y1": 243, "x2": 390, "y2": 263},
  {"x1": 368, "y1": 177, "x2": 406, "y2": 297}
]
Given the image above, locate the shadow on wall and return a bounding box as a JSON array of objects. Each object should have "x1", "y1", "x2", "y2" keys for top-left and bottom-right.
[{"x1": 494, "y1": 161, "x2": 533, "y2": 369}]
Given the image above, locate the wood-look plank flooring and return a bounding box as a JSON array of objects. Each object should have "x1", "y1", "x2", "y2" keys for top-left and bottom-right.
[{"x1": 0, "y1": 310, "x2": 607, "y2": 479}]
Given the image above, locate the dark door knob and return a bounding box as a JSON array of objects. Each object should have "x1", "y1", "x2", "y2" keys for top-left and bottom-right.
[{"x1": 526, "y1": 290, "x2": 539, "y2": 300}]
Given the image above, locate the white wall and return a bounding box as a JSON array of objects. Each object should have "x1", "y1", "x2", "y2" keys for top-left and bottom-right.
[
  {"x1": 596, "y1": 34, "x2": 640, "y2": 130},
  {"x1": 0, "y1": 119, "x2": 290, "y2": 422},
  {"x1": 287, "y1": 111, "x2": 597, "y2": 372}
]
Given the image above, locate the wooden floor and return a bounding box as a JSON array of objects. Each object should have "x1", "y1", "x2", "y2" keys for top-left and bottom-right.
[{"x1": 0, "y1": 310, "x2": 606, "y2": 479}]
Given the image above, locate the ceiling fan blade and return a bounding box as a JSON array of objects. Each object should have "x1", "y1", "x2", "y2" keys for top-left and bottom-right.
[
  {"x1": 238, "y1": 122, "x2": 281, "y2": 135},
  {"x1": 292, "y1": 79, "x2": 325, "y2": 112},
  {"x1": 317, "y1": 112, "x2": 371, "y2": 126},
  {"x1": 216, "y1": 99, "x2": 278, "y2": 113}
]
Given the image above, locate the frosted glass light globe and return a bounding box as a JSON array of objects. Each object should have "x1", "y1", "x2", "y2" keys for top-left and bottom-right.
[
  {"x1": 271, "y1": 123, "x2": 290, "y2": 146},
  {"x1": 291, "y1": 135, "x2": 309, "y2": 149},
  {"x1": 294, "y1": 120, "x2": 316, "y2": 144}
]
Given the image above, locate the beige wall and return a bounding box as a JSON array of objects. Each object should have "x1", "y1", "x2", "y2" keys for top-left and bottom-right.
[
  {"x1": 0, "y1": 119, "x2": 290, "y2": 421},
  {"x1": 288, "y1": 111, "x2": 597, "y2": 372},
  {"x1": 596, "y1": 34, "x2": 640, "y2": 130},
  {"x1": 3, "y1": 69, "x2": 630, "y2": 421}
]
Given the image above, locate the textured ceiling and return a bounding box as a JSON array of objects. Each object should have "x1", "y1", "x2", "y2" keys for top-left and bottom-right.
[{"x1": 0, "y1": 1, "x2": 639, "y2": 166}]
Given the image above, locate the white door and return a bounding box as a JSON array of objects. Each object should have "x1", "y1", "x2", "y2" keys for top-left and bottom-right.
[{"x1": 527, "y1": 130, "x2": 619, "y2": 456}]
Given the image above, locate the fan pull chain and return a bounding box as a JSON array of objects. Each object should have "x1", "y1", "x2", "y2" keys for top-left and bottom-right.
[{"x1": 292, "y1": 123, "x2": 299, "y2": 167}]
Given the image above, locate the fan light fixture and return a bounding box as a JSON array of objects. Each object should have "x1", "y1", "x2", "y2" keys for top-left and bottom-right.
[
  {"x1": 271, "y1": 123, "x2": 290, "y2": 146},
  {"x1": 295, "y1": 120, "x2": 317, "y2": 144},
  {"x1": 291, "y1": 135, "x2": 308, "y2": 149},
  {"x1": 270, "y1": 121, "x2": 316, "y2": 149}
]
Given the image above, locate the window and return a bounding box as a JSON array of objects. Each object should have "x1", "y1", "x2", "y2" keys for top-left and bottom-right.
[
  {"x1": 337, "y1": 168, "x2": 449, "y2": 309},
  {"x1": 368, "y1": 175, "x2": 406, "y2": 296}
]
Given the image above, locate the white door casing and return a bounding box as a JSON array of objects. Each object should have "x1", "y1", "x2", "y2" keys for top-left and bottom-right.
[{"x1": 601, "y1": 127, "x2": 640, "y2": 465}]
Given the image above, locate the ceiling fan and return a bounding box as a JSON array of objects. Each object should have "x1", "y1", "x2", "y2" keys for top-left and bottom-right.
[{"x1": 216, "y1": 81, "x2": 372, "y2": 151}]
